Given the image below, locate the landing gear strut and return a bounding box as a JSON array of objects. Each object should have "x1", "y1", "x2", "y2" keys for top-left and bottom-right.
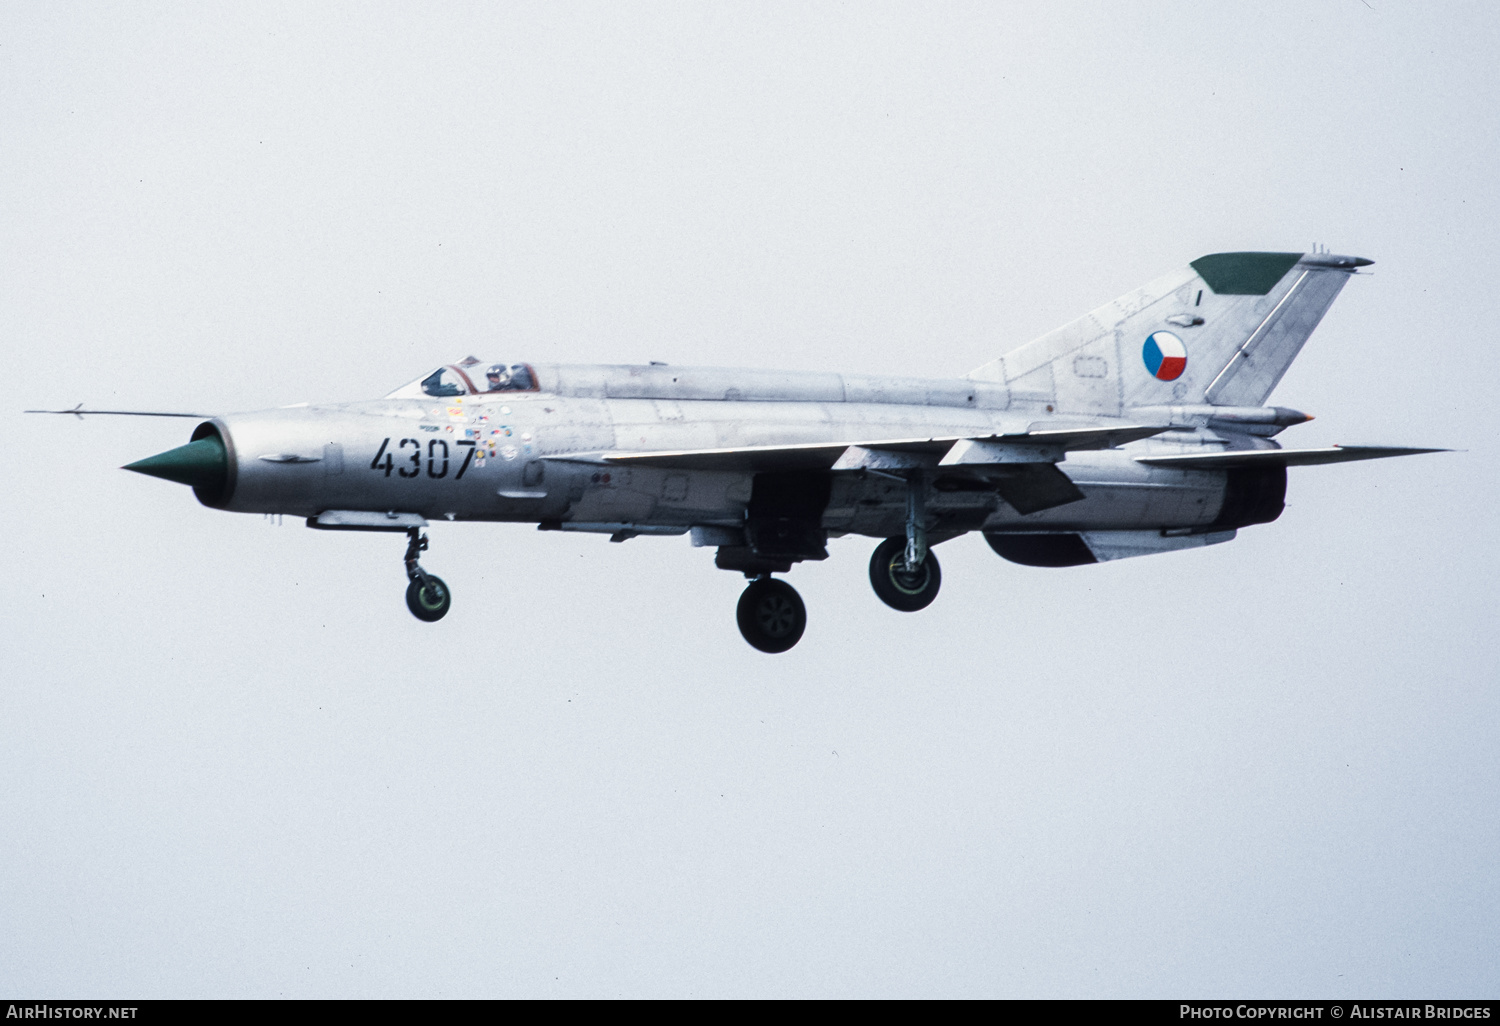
[
  {"x1": 736, "y1": 577, "x2": 807, "y2": 653},
  {"x1": 869, "y1": 471, "x2": 941, "y2": 611},
  {"x1": 403, "y1": 527, "x2": 451, "y2": 622}
]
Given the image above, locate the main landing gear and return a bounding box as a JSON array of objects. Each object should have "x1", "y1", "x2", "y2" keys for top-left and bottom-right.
[
  {"x1": 403, "y1": 527, "x2": 451, "y2": 622},
  {"x1": 869, "y1": 537, "x2": 942, "y2": 611},
  {"x1": 732, "y1": 536, "x2": 941, "y2": 651},
  {"x1": 869, "y1": 469, "x2": 942, "y2": 612},
  {"x1": 730, "y1": 470, "x2": 944, "y2": 649},
  {"x1": 736, "y1": 577, "x2": 807, "y2": 654}
]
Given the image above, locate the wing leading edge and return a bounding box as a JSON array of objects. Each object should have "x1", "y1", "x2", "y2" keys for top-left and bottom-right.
[
  {"x1": 547, "y1": 425, "x2": 1172, "y2": 473},
  {"x1": 545, "y1": 425, "x2": 1172, "y2": 515}
]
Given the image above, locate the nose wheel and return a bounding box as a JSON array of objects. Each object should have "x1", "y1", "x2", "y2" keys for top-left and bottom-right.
[
  {"x1": 736, "y1": 577, "x2": 807, "y2": 653},
  {"x1": 403, "y1": 528, "x2": 451, "y2": 622},
  {"x1": 406, "y1": 575, "x2": 452, "y2": 622}
]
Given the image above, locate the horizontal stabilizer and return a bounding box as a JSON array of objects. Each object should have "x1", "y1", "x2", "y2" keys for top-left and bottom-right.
[{"x1": 1136, "y1": 445, "x2": 1448, "y2": 470}]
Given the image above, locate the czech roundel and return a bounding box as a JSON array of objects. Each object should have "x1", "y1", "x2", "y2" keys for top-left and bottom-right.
[{"x1": 1142, "y1": 331, "x2": 1187, "y2": 381}]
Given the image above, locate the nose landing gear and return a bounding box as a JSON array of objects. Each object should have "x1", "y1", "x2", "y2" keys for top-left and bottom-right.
[
  {"x1": 403, "y1": 527, "x2": 451, "y2": 622},
  {"x1": 736, "y1": 576, "x2": 807, "y2": 653}
]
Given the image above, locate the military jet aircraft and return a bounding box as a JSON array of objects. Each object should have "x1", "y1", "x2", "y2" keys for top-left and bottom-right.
[{"x1": 33, "y1": 250, "x2": 1444, "y2": 652}]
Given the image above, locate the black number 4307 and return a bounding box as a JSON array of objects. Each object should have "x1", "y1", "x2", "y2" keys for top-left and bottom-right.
[{"x1": 369, "y1": 438, "x2": 476, "y2": 479}]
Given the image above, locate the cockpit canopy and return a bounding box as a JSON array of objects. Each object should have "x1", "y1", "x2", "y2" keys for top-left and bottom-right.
[{"x1": 385, "y1": 359, "x2": 539, "y2": 399}]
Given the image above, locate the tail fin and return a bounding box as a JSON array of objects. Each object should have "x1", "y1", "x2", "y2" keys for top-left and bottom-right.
[{"x1": 969, "y1": 251, "x2": 1371, "y2": 413}]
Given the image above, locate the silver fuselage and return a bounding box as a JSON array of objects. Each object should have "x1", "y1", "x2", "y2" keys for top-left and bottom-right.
[{"x1": 194, "y1": 363, "x2": 1278, "y2": 540}]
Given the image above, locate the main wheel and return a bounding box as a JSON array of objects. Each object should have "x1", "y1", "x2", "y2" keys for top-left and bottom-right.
[
  {"x1": 405, "y1": 574, "x2": 452, "y2": 622},
  {"x1": 869, "y1": 537, "x2": 941, "y2": 612},
  {"x1": 736, "y1": 578, "x2": 807, "y2": 653}
]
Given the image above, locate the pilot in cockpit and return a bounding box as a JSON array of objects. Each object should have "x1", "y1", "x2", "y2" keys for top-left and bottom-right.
[
  {"x1": 485, "y1": 364, "x2": 513, "y2": 391},
  {"x1": 484, "y1": 363, "x2": 535, "y2": 392}
]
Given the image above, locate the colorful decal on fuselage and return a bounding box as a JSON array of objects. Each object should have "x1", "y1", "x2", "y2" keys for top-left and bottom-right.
[{"x1": 1142, "y1": 331, "x2": 1187, "y2": 381}]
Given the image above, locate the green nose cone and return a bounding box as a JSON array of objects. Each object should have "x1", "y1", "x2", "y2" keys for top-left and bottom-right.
[{"x1": 124, "y1": 435, "x2": 227, "y2": 490}]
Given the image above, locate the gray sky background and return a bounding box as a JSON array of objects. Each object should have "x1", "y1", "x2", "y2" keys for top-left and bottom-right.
[{"x1": 2, "y1": 1, "x2": 1496, "y2": 998}]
